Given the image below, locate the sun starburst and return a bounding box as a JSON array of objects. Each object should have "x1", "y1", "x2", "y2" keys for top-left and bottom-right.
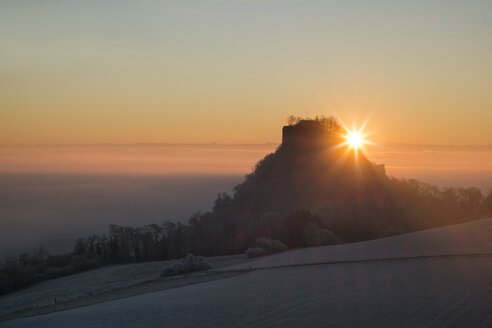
[
  {"x1": 347, "y1": 131, "x2": 364, "y2": 150},
  {"x1": 338, "y1": 120, "x2": 373, "y2": 155}
]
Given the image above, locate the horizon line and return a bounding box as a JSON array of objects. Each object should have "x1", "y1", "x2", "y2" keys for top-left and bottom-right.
[{"x1": 1, "y1": 142, "x2": 492, "y2": 149}]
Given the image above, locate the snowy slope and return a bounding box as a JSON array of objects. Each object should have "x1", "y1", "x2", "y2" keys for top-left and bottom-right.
[
  {"x1": 224, "y1": 218, "x2": 492, "y2": 270},
  {"x1": 0, "y1": 255, "x2": 246, "y2": 318},
  {"x1": 2, "y1": 218, "x2": 492, "y2": 328},
  {"x1": 0, "y1": 261, "x2": 164, "y2": 318}
]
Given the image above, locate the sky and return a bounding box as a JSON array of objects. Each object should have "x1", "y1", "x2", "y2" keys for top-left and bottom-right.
[{"x1": 1, "y1": 0, "x2": 491, "y2": 145}]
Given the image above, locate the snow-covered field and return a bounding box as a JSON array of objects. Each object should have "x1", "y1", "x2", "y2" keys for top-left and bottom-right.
[
  {"x1": 2, "y1": 218, "x2": 492, "y2": 327},
  {"x1": 0, "y1": 255, "x2": 247, "y2": 319},
  {"x1": 225, "y1": 218, "x2": 492, "y2": 270}
]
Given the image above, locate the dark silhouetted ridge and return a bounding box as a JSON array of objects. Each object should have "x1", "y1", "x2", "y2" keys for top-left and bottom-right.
[{"x1": 230, "y1": 117, "x2": 388, "y2": 216}]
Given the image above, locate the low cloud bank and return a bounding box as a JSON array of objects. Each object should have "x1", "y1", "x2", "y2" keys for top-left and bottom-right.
[
  {"x1": 367, "y1": 143, "x2": 492, "y2": 192},
  {"x1": 0, "y1": 174, "x2": 240, "y2": 259},
  {"x1": 0, "y1": 144, "x2": 277, "y2": 175}
]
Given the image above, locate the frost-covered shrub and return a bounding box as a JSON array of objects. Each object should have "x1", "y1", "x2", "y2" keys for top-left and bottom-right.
[
  {"x1": 254, "y1": 237, "x2": 288, "y2": 253},
  {"x1": 246, "y1": 238, "x2": 288, "y2": 258},
  {"x1": 160, "y1": 263, "x2": 182, "y2": 277},
  {"x1": 304, "y1": 222, "x2": 341, "y2": 246},
  {"x1": 160, "y1": 253, "x2": 211, "y2": 277},
  {"x1": 246, "y1": 247, "x2": 265, "y2": 258}
]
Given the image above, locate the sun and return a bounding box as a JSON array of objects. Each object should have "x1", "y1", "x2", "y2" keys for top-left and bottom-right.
[
  {"x1": 339, "y1": 121, "x2": 372, "y2": 154},
  {"x1": 347, "y1": 131, "x2": 363, "y2": 149},
  {"x1": 334, "y1": 119, "x2": 373, "y2": 156}
]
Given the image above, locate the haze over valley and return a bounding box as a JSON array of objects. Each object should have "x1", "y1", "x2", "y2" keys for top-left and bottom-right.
[{"x1": 1, "y1": 142, "x2": 491, "y2": 259}]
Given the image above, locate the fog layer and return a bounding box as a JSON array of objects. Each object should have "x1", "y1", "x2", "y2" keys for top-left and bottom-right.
[{"x1": 0, "y1": 174, "x2": 240, "y2": 258}]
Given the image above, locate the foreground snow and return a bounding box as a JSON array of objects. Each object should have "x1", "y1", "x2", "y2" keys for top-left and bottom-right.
[
  {"x1": 3, "y1": 257, "x2": 492, "y2": 328},
  {"x1": 2, "y1": 219, "x2": 492, "y2": 327},
  {"x1": 0, "y1": 255, "x2": 246, "y2": 319}
]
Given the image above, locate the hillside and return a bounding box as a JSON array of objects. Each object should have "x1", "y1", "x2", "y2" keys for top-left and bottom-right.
[
  {"x1": 2, "y1": 218, "x2": 492, "y2": 327},
  {"x1": 225, "y1": 217, "x2": 492, "y2": 270},
  {"x1": 204, "y1": 117, "x2": 488, "y2": 251},
  {"x1": 230, "y1": 118, "x2": 389, "y2": 216},
  {"x1": 0, "y1": 255, "x2": 249, "y2": 321}
]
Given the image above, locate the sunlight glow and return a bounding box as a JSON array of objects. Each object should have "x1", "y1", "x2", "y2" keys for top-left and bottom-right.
[
  {"x1": 347, "y1": 131, "x2": 363, "y2": 150},
  {"x1": 336, "y1": 119, "x2": 373, "y2": 156}
]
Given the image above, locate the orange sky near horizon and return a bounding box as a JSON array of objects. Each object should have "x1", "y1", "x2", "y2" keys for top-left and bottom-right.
[
  {"x1": 1, "y1": 143, "x2": 491, "y2": 192},
  {"x1": 1, "y1": 1, "x2": 491, "y2": 146}
]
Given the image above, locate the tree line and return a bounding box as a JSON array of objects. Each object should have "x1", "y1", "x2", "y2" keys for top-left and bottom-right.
[{"x1": 2, "y1": 179, "x2": 491, "y2": 295}]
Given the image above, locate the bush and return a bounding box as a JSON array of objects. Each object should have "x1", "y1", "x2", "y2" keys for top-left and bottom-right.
[
  {"x1": 246, "y1": 238, "x2": 288, "y2": 258},
  {"x1": 304, "y1": 222, "x2": 342, "y2": 246},
  {"x1": 160, "y1": 254, "x2": 211, "y2": 277},
  {"x1": 254, "y1": 237, "x2": 288, "y2": 253}
]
